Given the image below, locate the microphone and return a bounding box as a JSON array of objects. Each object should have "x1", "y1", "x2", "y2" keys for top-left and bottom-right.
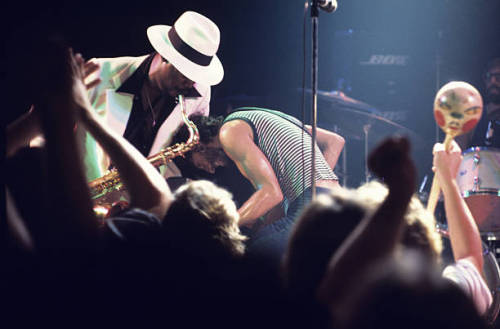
[{"x1": 318, "y1": 0, "x2": 338, "y2": 13}]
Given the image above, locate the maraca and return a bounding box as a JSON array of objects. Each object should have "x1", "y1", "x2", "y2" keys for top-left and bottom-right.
[{"x1": 427, "y1": 81, "x2": 483, "y2": 214}]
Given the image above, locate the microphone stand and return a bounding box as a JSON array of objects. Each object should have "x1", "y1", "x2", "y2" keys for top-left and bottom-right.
[{"x1": 310, "y1": 0, "x2": 320, "y2": 200}]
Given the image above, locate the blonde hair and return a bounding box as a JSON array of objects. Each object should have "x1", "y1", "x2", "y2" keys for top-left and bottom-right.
[
  {"x1": 355, "y1": 181, "x2": 443, "y2": 263},
  {"x1": 170, "y1": 180, "x2": 247, "y2": 257}
]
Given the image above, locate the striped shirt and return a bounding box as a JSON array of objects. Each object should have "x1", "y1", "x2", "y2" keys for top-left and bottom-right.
[{"x1": 224, "y1": 108, "x2": 338, "y2": 207}]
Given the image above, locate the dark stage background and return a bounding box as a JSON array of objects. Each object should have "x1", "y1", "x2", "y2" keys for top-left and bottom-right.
[{"x1": 4, "y1": 0, "x2": 500, "y2": 191}]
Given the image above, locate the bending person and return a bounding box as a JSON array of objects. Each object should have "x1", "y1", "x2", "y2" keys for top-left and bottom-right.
[{"x1": 172, "y1": 108, "x2": 345, "y2": 262}]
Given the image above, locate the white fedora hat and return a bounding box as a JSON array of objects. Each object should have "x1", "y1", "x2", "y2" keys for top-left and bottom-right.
[{"x1": 147, "y1": 11, "x2": 224, "y2": 86}]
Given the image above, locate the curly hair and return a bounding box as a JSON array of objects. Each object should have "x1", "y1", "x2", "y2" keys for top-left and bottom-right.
[
  {"x1": 355, "y1": 180, "x2": 443, "y2": 264},
  {"x1": 162, "y1": 180, "x2": 246, "y2": 259},
  {"x1": 172, "y1": 114, "x2": 224, "y2": 146}
]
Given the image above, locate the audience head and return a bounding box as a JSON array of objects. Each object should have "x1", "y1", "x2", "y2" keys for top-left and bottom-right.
[
  {"x1": 356, "y1": 181, "x2": 443, "y2": 263},
  {"x1": 162, "y1": 180, "x2": 246, "y2": 259},
  {"x1": 282, "y1": 188, "x2": 366, "y2": 301}
]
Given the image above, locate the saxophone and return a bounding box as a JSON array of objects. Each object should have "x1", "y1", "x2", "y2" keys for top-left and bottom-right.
[{"x1": 89, "y1": 94, "x2": 199, "y2": 214}]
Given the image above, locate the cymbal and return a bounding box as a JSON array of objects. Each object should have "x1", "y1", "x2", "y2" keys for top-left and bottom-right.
[
  {"x1": 301, "y1": 88, "x2": 424, "y2": 147},
  {"x1": 301, "y1": 88, "x2": 379, "y2": 113}
]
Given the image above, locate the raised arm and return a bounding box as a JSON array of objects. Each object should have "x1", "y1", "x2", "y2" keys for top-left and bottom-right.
[
  {"x1": 433, "y1": 141, "x2": 484, "y2": 272},
  {"x1": 71, "y1": 54, "x2": 172, "y2": 220},
  {"x1": 317, "y1": 137, "x2": 416, "y2": 308},
  {"x1": 305, "y1": 125, "x2": 345, "y2": 170},
  {"x1": 219, "y1": 120, "x2": 283, "y2": 228},
  {"x1": 34, "y1": 46, "x2": 99, "y2": 245}
]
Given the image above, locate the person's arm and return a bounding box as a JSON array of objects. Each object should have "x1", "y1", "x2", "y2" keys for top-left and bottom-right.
[
  {"x1": 305, "y1": 125, "x2": 345, "y2": 170},
  {"x1": 72, "y1": 55, "x2": 172, "y2": 220},
  {"x1": 35, "y1": 48, "x2": 99, "y2": 245},
  {"x1": 6, "y1": 187, "x2": 34, "y2": 251},
  {"x1": 219, "y1": 120, "x2": 283, "y2": 228},
  {"x1": 317, "y1": 137, "x2": 416, "y2": 308},
  {"x1": 433, "y1": 141, "x2": 484, "y2": 273},
  {"x1": 6, "y1": 105, "x2": 42, "y2": 157}
]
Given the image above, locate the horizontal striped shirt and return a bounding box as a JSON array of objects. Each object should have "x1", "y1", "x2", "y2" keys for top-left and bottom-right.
[{"x1": 224, "y1": 108, "x2": 337, "y2": 207}]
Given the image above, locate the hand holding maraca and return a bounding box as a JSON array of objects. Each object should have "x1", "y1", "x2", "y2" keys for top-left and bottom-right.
[{"x1": 427, "y1": 81, "x2": 483, "y2": 214}]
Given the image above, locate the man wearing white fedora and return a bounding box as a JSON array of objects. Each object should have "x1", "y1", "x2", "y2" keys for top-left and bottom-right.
[{"x1": 83, "y1": 11, "x2": 224, "y2": 181}]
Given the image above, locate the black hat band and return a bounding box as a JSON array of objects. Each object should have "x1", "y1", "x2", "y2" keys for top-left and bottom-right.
[{"x1": 168, "y1": 26, "x2": 213, "y2": 67}]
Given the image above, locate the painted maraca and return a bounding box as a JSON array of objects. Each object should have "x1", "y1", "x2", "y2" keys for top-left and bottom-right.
[{"x1": 427, "y1": 81, "x2": 483, "y2": 214}]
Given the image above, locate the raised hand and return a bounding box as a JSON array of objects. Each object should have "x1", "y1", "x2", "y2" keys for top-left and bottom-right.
[
  {"x1": 432, "y1": 140, "x2": 462, "y2": 187},
  {"x1": 67, "y1": 49, "x2": 94, "y2": 118},
  {"x1": 74, "y1": 53, "x2": 101, "y2": 90},
  {"x1": 367, "y1": 136, "x2": 416, "y2": 198}
]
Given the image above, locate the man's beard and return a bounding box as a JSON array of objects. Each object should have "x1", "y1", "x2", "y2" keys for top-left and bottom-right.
[{"x1": 486, "y1": 86, "x2": 500, "y2": 104}]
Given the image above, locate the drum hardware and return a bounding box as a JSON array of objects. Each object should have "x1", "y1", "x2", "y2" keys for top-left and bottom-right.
[
  {"x1": 473, "y1": 176, "x2": 480, "y2": 192},
  {"x1": 473, "y1": 149, "x2": 480, "y2": 165}
]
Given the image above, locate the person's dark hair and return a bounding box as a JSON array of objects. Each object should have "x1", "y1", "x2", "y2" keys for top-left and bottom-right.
[
  {"x1": 172, "y1": 114, "x2": 224, "y2": 147},
  {"x1": 282, "y1": 189, "x2": 365, "y2": 302},
  {"x1": 171, "y1": 115, "x2": 226, "y2": 178},
  {"x1": 483, "y1": 57, "x2": 500, "y2": 81}
]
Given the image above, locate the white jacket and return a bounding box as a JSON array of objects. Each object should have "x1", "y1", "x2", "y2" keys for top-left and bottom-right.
[{"x1": 84, "y1": 55, "x2": 210, "y2": 180}]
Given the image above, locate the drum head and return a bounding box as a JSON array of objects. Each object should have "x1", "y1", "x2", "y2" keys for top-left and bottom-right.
[{"x1": 464, "y1": 195, "x2": 500, "y2": 232}]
